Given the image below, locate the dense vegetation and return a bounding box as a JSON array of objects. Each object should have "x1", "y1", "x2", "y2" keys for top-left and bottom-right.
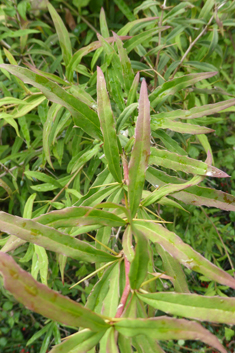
[{"x1": 0, "y1": 0, "x2": 235, "y2": 352}]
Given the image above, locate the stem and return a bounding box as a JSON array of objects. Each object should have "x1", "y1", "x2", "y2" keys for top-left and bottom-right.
[
  {"x1": 121, "y1": 152, "x2": 129, "y2": 185},
  {"x1": 170, "y1": 1, "x2": 227, "y2": 80},
  {"x1": 115, "y1": 256, "x2": 130, "y2": 318}
]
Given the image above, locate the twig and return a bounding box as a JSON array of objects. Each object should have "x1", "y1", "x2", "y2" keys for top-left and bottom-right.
[
  {"x1": 0, "y1": 162, "x2": 24, "y2": 179},
  {"x1": 47, "y1": 165, "x2": 83, "y2": 212},
  {"x1": 170, "y1": 1, "x2": 227, "y2": 79},
  {"x1": 60, "y1": 1, "x2": 99, "y2": 34},
  {"x1": 170, "y1": 14, "x2": 214, "y2": 79},
  {"x1": 115, "y1": 256, "x2": 130, "y2": 318}
]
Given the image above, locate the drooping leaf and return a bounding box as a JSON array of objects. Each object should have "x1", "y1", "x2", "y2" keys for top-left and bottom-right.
[
  {"x1": 48, "y1": 3, "x2": 72, "y2": 67},
  {"x1": 134, "y1": 220, "x2": 235, "y2": 289},
  {"x1": 149, "y1": 148, "x2": 229, "y2": 178},
  {"x1": 0, "y1": 253, "x2": 109, "y2": 331},
  {"x1": 146, "y1": 167, "x2": 235, "y2": 211},
  {"x1": 128, "y1": 79, "x2": 150, "y2": 217},
  {"x1": 97, "y1": 67, "x2": 122, "y2": 183},
  {"x1": 0, "y1": 65, "x2": 102, "y2": 140},
  {"x1": 114, "y1": 317, "x2": 226, "y2": 353},
  {"x1": 0, "y1": 212, "x2": 116, "y2": 263}
]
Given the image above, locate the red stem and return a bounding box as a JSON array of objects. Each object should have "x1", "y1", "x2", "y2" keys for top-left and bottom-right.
[{"x1": 115, "y1": 256, "x2": 130, "y2": 318}]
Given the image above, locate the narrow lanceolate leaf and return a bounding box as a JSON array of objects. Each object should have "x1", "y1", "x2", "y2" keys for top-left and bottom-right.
[
  {"x1": 156, "y1": 244, "x2": 189, "y2": 293},
  {"x1": 137, "y1": 292, "x2": 235, "y2": 325},
  {"x1": 149, "y1": 72, "x2": 217, "y2": 108},
  {"x1": 43, "y1": 103, "x2": 63, "y2": 169},
  {"x1": 0, "y1": 253, "x2": 109, "y2": 332},
  {"x1": 129, "y1": 227, "x2": 149, "y2": 290},
  {"x1": 134, "y1": 220, "x2": 235, "y2": 289},
  {"x1": 86, "y1": 263, "x2": 118, "y2": 313},
  {"x1": 114, "y1": 317, "x2": 226, "y2": 353},
  {"x1": 151, "y1": 118, "x2": 214, "y2": 135},
  {"x1": 106, "y1": 328, "x2": 119, "y2": 353},
  {"x1": 133, "y1": 335, "x2": 166, "y2": 353},
  {"x1": 149, "y1": 148, "x2": 229, "y2": 178},
  {"x1": 0, "y1": 212, "x2": 116, "y2": 263},
  {"x1": 142, "y1": 175, "x2": 203, "y2": 207},
  {"x1": 113, "y1": 32, "x2": 134, "y2": 93},
  {"x1": 97, "y1": 67, "x2": 122, "y2": 182},
  {"x1": 0, "y1": 65, "x2": 102, "y2": 140},
  {"x1": 128, "y1": 80, "x2": 150, "y2": 217},
  {"x1": 152, "y1": 98, "x2": 235, "y2": 120},
  {"x1": 146, "y1": 167, "x2": 235, "y2": 212},
  {"x1": 49, "y1": 329, "x2": 105, "y2": 353},
  {"x1": 34, "y1": 207, "x2": 125, "y2": 228},
  {"x1": 48, "y1": 3, "x2": 72, "y2": 67}
]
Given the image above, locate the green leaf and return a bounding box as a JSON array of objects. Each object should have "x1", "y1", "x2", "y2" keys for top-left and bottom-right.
[
  {"x1": 122, "y1": 225, "x2": 135, "y2": 263},
  {"x1": 34, "y1": 206, "x2": 125, "y2": 228},
  {"x1": 86, "y1": 262, "x2": 119, "y2": 313},
  {"x1": 153, "y1": 130, "x2": 187, "y2": 156},
  {"x1": 43, "y1": 103, "x2": 63, "y2": 169},
  {"x1": 116, "y1": 103, "x2": 138, "y2": 132},
  {"x1": 138, "y1": 292, "x2": 235, "y2": 325},
  {"x1": 0, "y1": 65, "x2": 102, "y2": 140},
  {"x1": 129, "y1": 227, "x2": 149, "y2": 290},
  {"x1": 0, "y1": 253, "x2": 109, "y2": 331},
  {"x1": 48, "y1": 3, "x2": 72, "y2": 67},
  {"x1": 114, "y1": 317, "x2": 226, "y2": 353},
  {"x1": 106, "y1": 328, "x2": 119, "y2": 353},
  {"x1": 128, "y1": 79, "x2": 150, "y2": 217},
  {"x1": 34, "y1": 245, "x2": 48, "y2": 286},
  {"x1": 124, "y1": 28, "x2": 167, "y2": 53},
  {"x1": 149, "y1": 72, "x2": 217, "y2": 108},
  {"x1": 151, "y1": 118, "x2": 214, "y2": 135},
  {"x1": 146, "y1": 167, "x2": 235, "y2": 212},
  {"x1": 97, "y1": 67, "x2": 122, "y2": 182},
  {"x1": 113, "y1": 0, "x2": 135, "y2": 21},
  {"x1": 117, "y1": 17, "x2": 158, "y2": 36},
  {"x1": 100, "y1": 8, "x2": 109, "y2": 38},
  {"x1": 0, "y1": 212, "x2": 116, "y2": 263},
  {"x1": 49, "y1": 329, "x2": 105, "y2": 353},
  {"x1": 133, "y1": 335, "x2": 165, "y2": 353},
  {"x1": 127, "y1": 72, "x2": 139, "y2": 106},
  {"x1": 149, "y1": 148, "x2": 229, "y2": 178},
  {"x1": 142, "y1": 175, "x2": 203, "y2": 207},
  {"x1": 113, "y1": 32, "x2": 134, "y2": 93},
  {"x1": 134, "y1": 220, "x2": 235, "y2": 289},
  {"x1": 155, "y1": 244, "x2": 189, "y2": 293}
]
